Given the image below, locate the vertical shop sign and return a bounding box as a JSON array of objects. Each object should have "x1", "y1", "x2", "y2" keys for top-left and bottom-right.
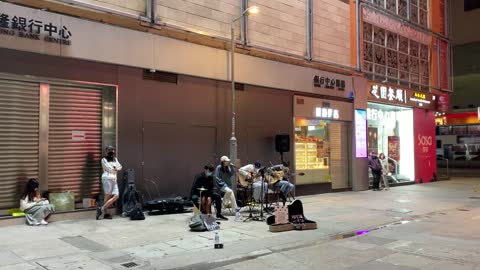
[
  {"x1": 436, "y1": 93, "x2": 450, "y2": 113},
  {"x1": 355, "y1": 109, "x2": 368, "y2": 158},
  {"x1": 413, "y1": 108, "x2": 436, "y2": 183}
]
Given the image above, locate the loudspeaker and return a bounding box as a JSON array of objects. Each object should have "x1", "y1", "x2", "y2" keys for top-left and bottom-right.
[{"x1": 275, "y1": 134, "x2": 290, "y2": 153}]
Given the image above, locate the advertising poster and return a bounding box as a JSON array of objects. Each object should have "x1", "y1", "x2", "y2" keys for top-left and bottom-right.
[
  {"x1": 355, "y1": 110, "x2": 368, "y2": 158},
  {"x1": 414, "y1": 108, "x2": 437, "y2": 183},
  {"x1": 388, "y1": 136, "x2": 400, "y2": 165}
]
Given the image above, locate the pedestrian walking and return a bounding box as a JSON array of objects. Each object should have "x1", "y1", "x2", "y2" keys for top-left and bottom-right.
[
  {"x1": 368, "y1": 151, "x2": 382, "y2": 191},
  {"x1": 379, "y1": 153, "x2": 390, "y2": 190}
]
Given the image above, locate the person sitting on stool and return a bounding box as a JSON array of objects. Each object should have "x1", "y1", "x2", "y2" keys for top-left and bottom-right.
[
  {"x1": 214, "y1": 156, "x2": 238, "y2": 211},
  {"x1": 271, "y1": 164, "x2": 295, "y2": 205},
  {"x1": 239, "y1": 162, "x2": 268, "y2": 202},
  {"x1": 190, "y1": 164, "x2": 228, "y2": 220}
]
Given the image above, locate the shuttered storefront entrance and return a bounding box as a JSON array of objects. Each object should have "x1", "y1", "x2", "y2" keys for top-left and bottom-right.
[
  {"x1": 0, "y1": 74, "x2": 115, "y2": 211},
  {"x1": 48, "y1": 84, "x2": 104, "y2": 200},
  {"x1": 0, "y1": 79, "x2": 40, "y2": 209}
]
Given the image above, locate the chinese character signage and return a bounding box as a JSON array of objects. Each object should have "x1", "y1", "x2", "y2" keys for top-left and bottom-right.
[
  {"x1": 315, "y1": 107, "x2": 339, "y2": 119},
  {"x1": 367, "y1": 82, "x2": 436, "y2": 110},
  {"x1": 0, "y1": 12, "x2": 72, "y2": 45},
  {"x1": 314, "y1": 75, "x2": 346, "y2": 91}
]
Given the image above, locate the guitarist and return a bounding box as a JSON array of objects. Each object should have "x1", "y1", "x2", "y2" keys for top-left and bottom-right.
[
  {"x1": 270, "y1": 164, "x2": 294, "y2": 206},
  {"x1": 239, "y1": 162, "x2": 268, "y2": 202}
]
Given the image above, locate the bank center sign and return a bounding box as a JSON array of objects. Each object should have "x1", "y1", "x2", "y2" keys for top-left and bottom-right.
[
  {"x1": 367, "y1": 82, "x2": 436, "y2": 110},
  {"x1": 0, "y1": 11, "x2": 72, "y2": 45}
]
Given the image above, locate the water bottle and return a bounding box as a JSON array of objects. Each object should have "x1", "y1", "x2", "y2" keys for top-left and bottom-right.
[
  {"x1": 235, "y1": 207, "x2": 241, "y2": 222},
  {"x1": 214, "y1": 232, "x2": 220, "y2": 245}
]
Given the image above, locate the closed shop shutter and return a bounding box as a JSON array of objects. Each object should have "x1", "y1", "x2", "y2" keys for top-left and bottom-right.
[
  {"x1": 0, "y1": 79, "x2": 39, "y2": 209},
  {"x1": 48, "y1": 84, "x2": 103, "y2": 201}
]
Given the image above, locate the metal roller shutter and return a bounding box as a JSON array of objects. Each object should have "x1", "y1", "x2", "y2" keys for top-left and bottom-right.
[
  {"x1": 48, "y1": 84, "x2": 103, "y2": 201},
  {"x1": 0, "y1": 79, "x2": 39, "y2": 209}
]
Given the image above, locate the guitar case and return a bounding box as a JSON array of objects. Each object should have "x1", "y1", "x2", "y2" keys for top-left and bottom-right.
[{"x1": 266, "y1": 199, "x2": 317, "y2": 232}]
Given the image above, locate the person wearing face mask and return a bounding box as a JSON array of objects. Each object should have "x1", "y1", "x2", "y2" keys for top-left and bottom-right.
[
  {"x1": 97, "y1": 146, "x2": 123, "y2": 220},
  {"x1": 190, "y1": 164, "x2": 228, "y2": 220},
  {"x1": 368, "y1": 151, "x2": 382, "y2": 191}
]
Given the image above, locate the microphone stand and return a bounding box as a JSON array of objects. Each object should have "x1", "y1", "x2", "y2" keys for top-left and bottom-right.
[{"x1": 253, "y1": 168, "x2": 266, "y2": 222}]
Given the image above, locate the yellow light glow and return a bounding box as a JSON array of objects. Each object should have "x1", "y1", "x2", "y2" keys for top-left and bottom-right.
[{"x1": 248, "y1": 6, "x2": 259, "y2": 14}]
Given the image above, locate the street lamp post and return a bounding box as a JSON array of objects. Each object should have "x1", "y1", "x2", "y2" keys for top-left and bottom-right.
[{"x1": 230, "y1": 6, "x2": 258, "y2": 194}]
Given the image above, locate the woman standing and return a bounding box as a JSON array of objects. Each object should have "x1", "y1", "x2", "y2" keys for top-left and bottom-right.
[
  {"x1": 97, "y1": 145, "x2": 122, "y2": 220},
  {"x1": 20, "y1": 178, "x2": 55, "y2": 226},
  {"x1": 379, "y1": 153, "x2": 390, "y2": 190}
]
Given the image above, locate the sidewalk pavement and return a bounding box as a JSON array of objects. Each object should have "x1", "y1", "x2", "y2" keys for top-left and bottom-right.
[{"x1": 0, "y1": 177, "x2": 479, "y2": 270}]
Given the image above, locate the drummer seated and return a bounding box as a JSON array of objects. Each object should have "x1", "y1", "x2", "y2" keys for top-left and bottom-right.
[{"x1": 190, "y1": 164, "x2": 228, "y2": 220}]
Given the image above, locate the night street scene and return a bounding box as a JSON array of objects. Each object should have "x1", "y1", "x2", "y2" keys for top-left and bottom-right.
[{"x1": 0, "y1": 0, "x2": 479, "y2": 269}]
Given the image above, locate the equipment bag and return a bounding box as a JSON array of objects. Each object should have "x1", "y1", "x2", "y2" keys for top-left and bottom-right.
[{"x1": 129, "y1": 204, "x2": 145, "y2": 220}]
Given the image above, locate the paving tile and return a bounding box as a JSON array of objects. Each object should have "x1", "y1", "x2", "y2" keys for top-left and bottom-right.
[
  {"x1": 35, "y1": 254, "x2": 112, "y2": 270},
  {"x1": 348, "y1": 260, "x2": 420, "y2": 270},
  {"x1": 425, "y1": 260, "x2": 477, "y2": 270},
  {"x1": 332, "y1": 240, "x2": 378, "y2": 251},
  {"x1": 354, "y1": 235, "x2": 398, "y2": 246},
  {"x1": 0, "y1": 263, "x2": 39, "y2": 270},
  {"x1": 9, "y1": 239, "x2": 82, "y2": 261},
  {"x1": 0, "y1": 249, "x2": 24, "y2": 267},
  {"x1": 378, "y1": 253, "x2": 437, "y2": 269}
]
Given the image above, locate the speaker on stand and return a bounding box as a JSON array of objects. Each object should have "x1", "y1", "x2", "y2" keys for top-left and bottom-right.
[{"x1": 275, "y1": 134, "x2": 290, "y2": 163}]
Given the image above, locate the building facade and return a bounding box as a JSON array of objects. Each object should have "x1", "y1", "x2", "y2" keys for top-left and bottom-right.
[
  {"x1": 359, "y1": 0, "x2": 451, "y2": 184},
  {"x1": 0, "y1": 0, "x2": 451, "y2": 212}
]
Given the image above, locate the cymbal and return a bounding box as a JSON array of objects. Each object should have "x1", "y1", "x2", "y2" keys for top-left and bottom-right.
[{"x1": 197, "y1": 187, "x2": 208, "y2": 191}]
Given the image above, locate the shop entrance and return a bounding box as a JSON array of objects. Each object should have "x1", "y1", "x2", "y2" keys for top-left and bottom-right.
[
  {"x1": 294, "y1": 118, "x2": 350, "y2": 189},
  {"x1": 367, "y1": 103, "x2": 414, "y2": 183}
]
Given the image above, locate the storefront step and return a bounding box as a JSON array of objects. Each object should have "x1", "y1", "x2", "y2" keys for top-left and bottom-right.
[{"x1": 0, "y1": 208, "x2": 118, "y2": 227}]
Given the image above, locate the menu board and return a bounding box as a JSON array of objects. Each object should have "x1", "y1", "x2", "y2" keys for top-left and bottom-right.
[{"x1": 355, "y1": 110, "x2": 368, "y2": 158}]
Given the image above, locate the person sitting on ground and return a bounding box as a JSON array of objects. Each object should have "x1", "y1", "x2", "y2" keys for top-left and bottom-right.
[
  {"x1": 97, "y1": 146, "x2": 122, "y2": 220},
  {"x1": 239, "y1": 162, "x2": 268, "y2": 202},
  {"x1": 214, "y1": 156, "x2": 238, "y2": 211},
  {"x1": 191, "y1": 164, "x2": 228, "y2": 220},
  {"x1": 20, "y1": 178, "x2": 55, "y2": 226}
]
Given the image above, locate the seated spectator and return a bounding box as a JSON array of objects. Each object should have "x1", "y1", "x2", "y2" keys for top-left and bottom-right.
[{"x1": 19, "y1": 179, "x2": 55, "y2": 226}]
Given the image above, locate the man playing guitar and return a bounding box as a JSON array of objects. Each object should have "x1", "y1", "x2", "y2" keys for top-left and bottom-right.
[
  {"x1": 238, "y1": 162, "x2": 268, "y2": 202},
  {"x1": 269, "y1": 164, "x2": 294, "y2": 205}
]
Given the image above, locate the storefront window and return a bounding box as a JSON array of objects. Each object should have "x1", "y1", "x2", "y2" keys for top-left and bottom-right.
[
  {"x1": 294, "y1": 118, "x2": 350, "y2": 188},
  {"x1": 367, "y1": 103, "x2": 415, "y2": 182},
  {"x1": 295, "y1": 119, "x2": 330, "y2": 172}
]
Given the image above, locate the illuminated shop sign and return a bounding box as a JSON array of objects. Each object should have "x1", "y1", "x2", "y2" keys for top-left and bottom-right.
[
  {"x1": 409, "y1": 92, "x2": 433, "y2": 107},
  {"x1": 315, "y1": 107, "x2": 339, "y2": 119},
  {"x1": 367, "y1": 108, "x2": 395, "y2": 122},
  {"x1": 367, "y1": 82, "x2": 436, "y2": 110},
  {"x1": 370, "y1": 84, "x2": 406, "y2": 103}
]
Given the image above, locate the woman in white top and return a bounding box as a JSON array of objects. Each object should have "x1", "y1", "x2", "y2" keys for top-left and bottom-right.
[
  {"x1": 20, "y1": 178, "x2": 55, "y2": 226},
  {"x1": 379, "y1": 153, "x2": 390, "y2": 190},
  {"x1": 97, "y1": 146, "x2": 122, "y2": 220}
]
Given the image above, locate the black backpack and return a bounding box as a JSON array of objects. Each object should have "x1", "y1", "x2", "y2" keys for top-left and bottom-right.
[
  {"x1": 130, "y1": 203, "x2": 145, "y2": 220},
  {"x1": 122, "y1": 169, "x2": 143, "y2": 216}
]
